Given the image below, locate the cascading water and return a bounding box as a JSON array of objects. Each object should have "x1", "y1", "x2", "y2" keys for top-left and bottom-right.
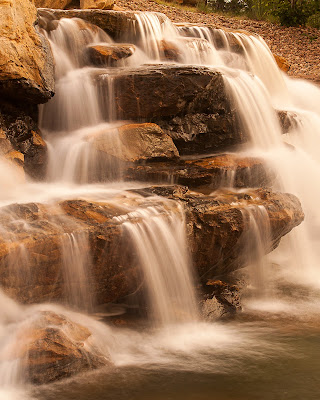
[
  {"x1": 1, "y1": 6, "x2": 320, "y2": 400},
  {"x1": 119, "y1": 203, "x2": 198, "y2": 326}
]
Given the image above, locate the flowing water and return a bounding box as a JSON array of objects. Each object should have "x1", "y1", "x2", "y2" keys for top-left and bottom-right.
[{"x1": 1, "y1": 9, "x2": 320, "y2": 400}]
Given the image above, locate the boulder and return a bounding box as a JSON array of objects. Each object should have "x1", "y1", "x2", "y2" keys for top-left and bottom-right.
[
  {"x1": 80, "y1": 0, "x2": 114, "y2": 9},
  {"x1": 0, "y1": 0, "x2": 54, "y2": 104},
  {"x1": 0, "y1": 101, "x2": 47, "y2": 179},
  {"x1": 37, "y1": 9, "x2": 137, "y2": 40},
  {"x1": 273, "y1": 54, "x2": 290, "y2": 73},
  {"x1": 201, "y1": 279, "x2": 242, "y2": 320},
  {"x1": 34, "y1": 0, "x2": 73, "y2": 8},
  {"x1": 125, "y1": 153, "x2": 272, "y2": 190},
  {"x1": 14, "y1": 311, "x2": 107, "y2": 384},
  {"x1": 89, "y1": 123, "x2": 179, "y2": 163},
  {"x1": 0, "y1": 186, "x2": 304, "y2": 304},
  {"x1": 86, "y1": 44, "x2": 136, "y2": 66},
  {"x1": 95, "y1": 65, "x2": 243, "y2": 155}
]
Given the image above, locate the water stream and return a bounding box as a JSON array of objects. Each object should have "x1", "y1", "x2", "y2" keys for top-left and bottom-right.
[{"x1": 1, "y1": 9, "x2": 320, "y2": 400}]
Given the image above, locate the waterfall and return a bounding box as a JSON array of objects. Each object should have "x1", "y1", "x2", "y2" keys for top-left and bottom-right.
[
  {"x1": 2, "y1": 5, "x2": 320, "y2": 395},
  {"x1": 240, "y1": 205, "x2": 271, "y2": 298},
  {"x1": 118, "y1": 203, "x2": 198, "y2": 326}
]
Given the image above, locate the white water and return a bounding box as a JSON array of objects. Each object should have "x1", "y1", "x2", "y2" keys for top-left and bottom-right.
[
  {"x1": 120, "y1": 204, "x2": 198, "y2": 325},
  {"x1": 1, "y1": 8, "x2": 320, "y2": 398}
]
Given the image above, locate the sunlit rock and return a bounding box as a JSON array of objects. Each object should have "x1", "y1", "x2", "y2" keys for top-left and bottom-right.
[
  {"x1": 273, "y1": 53, "x2": 290, "y2": 73},
  {"x1": 86, "y1": 43, "x2": 136, "y2": 66},
  {"x1": 38, "y1": 9, "x2": 137, "y2": 39},
  {"x1": 80, "y1": 0, "x2": 115, "y2": 10},
  {"x1": 0, "y1": 0, "x2": 54, "y2": 103},
  {"x1": 34, "y1": 0, "x2": 73, "y2": 8},
  {"x1": 90, "y1": 123, "x2": 179, "y2": 163}
]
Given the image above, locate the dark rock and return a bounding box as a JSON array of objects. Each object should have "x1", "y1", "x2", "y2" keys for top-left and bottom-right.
[
  {"x1": 201, "y1": 279, "x2": 242, "y2": 320},
  {"x1": 125, "y1": 153, "x2": 272, "y2": 190},
  {"x1": 0, "y1": 101, "x2": 47, "y2": 179},
  {"x1": 96, "y1": 65, "x2": 244, "y2": 154}
]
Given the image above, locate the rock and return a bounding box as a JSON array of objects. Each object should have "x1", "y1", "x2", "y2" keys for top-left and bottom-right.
[
  {"x1": 137, "y1": 186, "x2": 305, "y2": 278},
  {"x1": 14, "y1": 311, "x2": 107, "y2": 384},
  {"x1": 0, "y1": 101, "x2": 47, "y2": 179},
  {"x1": 34, "y1": 0, "x2": 73, "y2": 8},
  {"x1": 0, "y1": 186, "x2": 304, "y2": 304},
  {"x1": 277, "y1": 110, "x2": 299, "y2": 133},
  {"x1": 0, "y1": 0, "x2": 54, "y2": 104},
  {"x1": 86, "y1": 44, "x2": 136, "y2": 66},
  {"x1": 125, "y1": 153, "x2": 272, "y2": 190},
  {"x1": 95, "y1": 65, "x2": 242, "y2": 154},
  {"x1": 201, "y1": 280, "x2": 242, "y2": 320},
  {"x1": 273, "y1": 53, "x2": 290, "y2": 73},
  {"x1": 80, "y1": 0, "x2": 115, "y2": 10},
  {"x1": 38, "y1": 9, "x2": 137, "y2": 40},
  {"x1": 159, "y1": 40, "x2": 181, "y2": 62},
  {"x1": 89, "y1": 123, "x2": 179, "y2": 163}
]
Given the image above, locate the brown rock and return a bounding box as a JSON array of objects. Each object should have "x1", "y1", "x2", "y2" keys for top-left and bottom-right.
[
  {"x1": 86, "y1": 43, "x2": 136, "y2": 66},
  {"x1": 0, "y1": 186, "x2": 304, "y2": 304},
  {"x1": 38, "y1": 9, "x2": 137, "y2": 40},
  {"x1": 89, "y1": 123, "x2": 179, "y2": 163},
  {"x1": 80, "y1": 0, "x2": 115, "y2": 9},
  {"x1": 15, "y1": 311, "x2": 107, "y2": 384},
  {"x1": 0, "y1": 0, "x2": 54, "y2": 104},
  {"x1": 95, "y1": 65, "x2": 242, "y2": 155},
  {"x1": 273, "y1": 53, "x2": 290, "y2": 73},
  {"x1": 125, "y1": 153, "x2": 272, "y2": 190},
  {"x1": 34, "y1": 0, "x2": 73, "y2": 8}
]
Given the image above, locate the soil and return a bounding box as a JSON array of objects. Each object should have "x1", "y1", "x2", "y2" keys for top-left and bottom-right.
[{"x1": 116, "y1": 0, "x2": 320, "y2": 83}]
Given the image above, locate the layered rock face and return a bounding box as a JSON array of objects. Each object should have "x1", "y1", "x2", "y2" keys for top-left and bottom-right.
[
  {"x1": 96, "y1": 65, "x2": 243, "y2": 155},
  {"x1": 0, "y1": 186, "x2": 304, "y2": 305}
]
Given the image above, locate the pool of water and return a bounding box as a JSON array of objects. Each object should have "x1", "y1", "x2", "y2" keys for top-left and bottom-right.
[{"x1": 32, "y1": 306, "x2": 320, "y2": 400}]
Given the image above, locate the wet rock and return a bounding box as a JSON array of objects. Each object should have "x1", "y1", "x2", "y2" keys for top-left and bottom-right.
[
  {"x1": 0, "y1": 186, "x2": 304, "y2": 304},
  {"x1": 0, "y1": 0, "x2": 54, "y2": 104},
  {"x1": 90, "y1": 122, "x2": 179, "y2": 162},
  {"x1": 96, "y1": 65, "x2": 243, "y2": 154},
  {"x1": 86, "y1": 44, "x2": 136, "y2": 66},
  {"x1": 159, "y1": 40, "x2": 181, "y2": 61},
  {"x1": 125, "y1": 153, "x2": 272, "y2": 190},
  {"x1": 138, "y1": 186, "x2": 305, "y2": 278},
  {"x1": 17, "y1": 311, "x2": 107, "y2": 384},
  {"x1": 201, "y1": 280, "x2": 242, "y2": 320},
  {"x1": 38, "y1": 9, "x2": 137, "y2": 39},
  {"x1": 277, "y1": 110, "x2": 299, "y2": 133}
]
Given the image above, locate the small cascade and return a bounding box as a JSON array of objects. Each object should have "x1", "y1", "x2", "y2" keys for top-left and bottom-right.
[
  {"x1": 46, "y1": 123, "x2": 123, "y2": 183},
  {"x1": 119, "y1": 203, "x2": 198, "y2": 326},
  {"x1": 222, "y1": 69, "x2": 283, "y2": 149},
  {"x1": 240, "y1": 205, "x2": 271, "y2": 298},
  {"x1": 61, "y1": 231, "x2": 94, "y2": 311},
  {"x1": 133, "y1": 12, "x2": 179, "y2": 61}
]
